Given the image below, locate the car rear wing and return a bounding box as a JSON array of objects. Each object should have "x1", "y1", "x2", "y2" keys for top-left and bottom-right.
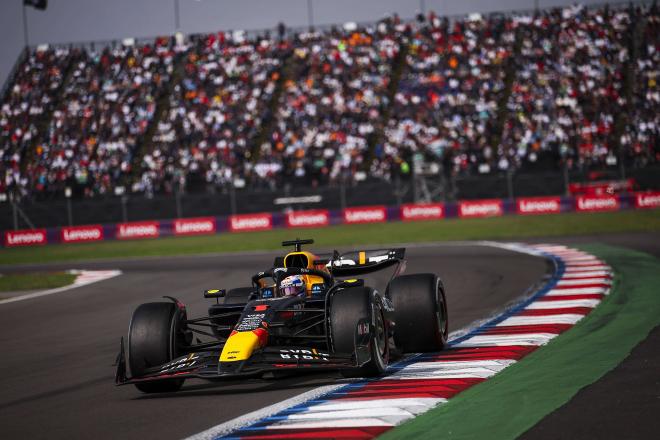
[{"x1": 323, "y1": 248, "x2": 406, "y2": 276}]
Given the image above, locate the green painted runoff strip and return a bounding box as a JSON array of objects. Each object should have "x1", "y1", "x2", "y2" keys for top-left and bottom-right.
[
  {"x1": 0, "y1": 272, "x2": 76, "y2": 292},
  {"x1": 379, "y1": 244, "x2": 660, "y2": 440}
]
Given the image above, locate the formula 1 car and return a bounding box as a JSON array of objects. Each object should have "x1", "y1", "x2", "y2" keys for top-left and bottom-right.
[{"x1": 115, "y1": 239, "x2": 448, "y2": 393}]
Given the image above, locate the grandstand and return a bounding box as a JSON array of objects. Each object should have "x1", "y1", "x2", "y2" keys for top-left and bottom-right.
[{"x1": 0, "y1": 1, "x2": 658, "y2": 228}]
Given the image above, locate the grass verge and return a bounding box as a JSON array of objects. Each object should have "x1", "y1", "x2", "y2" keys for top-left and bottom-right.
[
  {"x1": 379, "y1": 244, "x2": 660, "y2": 440},
  {"x1": 0, "y1": 209, "x2": 658, "y2": 265},
  {"x1": 0, "y1": 272, "x2": 76, "y2": 292}
]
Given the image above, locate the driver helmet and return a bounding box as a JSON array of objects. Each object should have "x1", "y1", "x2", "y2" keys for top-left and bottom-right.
[{"x1": 280, "y1": 275, "x2": 306, "y2": 297}]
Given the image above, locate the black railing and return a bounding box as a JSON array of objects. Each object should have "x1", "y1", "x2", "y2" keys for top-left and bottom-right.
[{"x1": 1, "y1": 166, "x2": 658, "y2": 230}]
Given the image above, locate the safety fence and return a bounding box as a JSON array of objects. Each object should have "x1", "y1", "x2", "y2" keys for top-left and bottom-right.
[{"x1": 3, "y1": 192, "x2": 659, "y2": 248}]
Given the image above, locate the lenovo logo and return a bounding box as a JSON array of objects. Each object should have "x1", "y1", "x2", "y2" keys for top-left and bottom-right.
[
  {"x1": 458, "y1": 200, "x2": 503, "y2": 218},
  {"x1": 344, "y1": 206, "x2": 387, "y2": 224},
  {"x1": 117, "y1": 221, "x2": 160, "y2": 239},
  {"x1": 401, "y1": 203, "x2": 444, "y2": 221},
  {"x1": 229, "y1": 214, "x2": 272, "y2": 232},
  {"x1": 174, "y1": 217, "x2": 216, "y2": 236},
  {"x1": 634, "y1": 192, "x2": 660, "y2": 209},
  {"x1": 4, "y1": 229, "x2": 47, "y2": 247},
  {"x1": 575, "y1": 196, "x2": 619, "y2": 212},
  {"x1": 286, "y1": 210, "x2": 329, "y2": 228},
  {"x1": 61, "y1": 225, "x2": 103, "y2": 243},
  {"x1": 516, "y1": 197, "x2": 561, "y2": 215}
]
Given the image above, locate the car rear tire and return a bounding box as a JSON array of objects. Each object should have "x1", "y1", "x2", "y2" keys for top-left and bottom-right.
[
  {"x1": 330, "y1": 286, "x2": 389, "y2": 377},
  {"x1": 128, "y1": 302, "x2": 186, "y2": 393},
  {"x1": 387, "y1": 273, "x2": 448, "y2": 353}
]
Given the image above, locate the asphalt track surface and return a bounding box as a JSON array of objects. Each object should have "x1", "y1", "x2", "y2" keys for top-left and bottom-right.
[{"x1": 0, "y1": 243, "x2": 549, "y2": 440}]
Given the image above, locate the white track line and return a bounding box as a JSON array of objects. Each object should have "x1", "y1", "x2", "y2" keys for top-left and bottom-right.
[
  {"x1": 264, "y1": 418, "x2": 393, "y2": 429},
  {"x1": 389, "y1": 359, "x2": 515, "y2": 379},
  {"x1": 185, "y1": 383, "x2": 348, "y2": 440},
  {"x1": 0, "y1": 270, "x2": 121, "y2": 305},
  {"x1": 556, "y1": 278, "x2": 611, "y2": 287},
  {"x1": 526, "y1": 299, "x2": 601, "y2": 309},
  {"x1": 546, "y1": 287, "x2": 609, "y2": 296},
  {"x1": 497, "y1": 315, "x2": 585, "y2": 326},
  {"x1": 564, "y1": 265, "x2": 610, "y2": 272},
  {"x1": 451, "y1": 333, "x2": 558, "y2": 347},
  {"x1": 307, "y1": 398, "x2": 445, "y2": 412},
  {"x1": 561, "y1": 271, "x2": 611, "y2": 278}
]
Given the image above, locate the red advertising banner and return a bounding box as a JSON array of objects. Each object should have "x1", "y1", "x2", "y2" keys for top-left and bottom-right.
[
  {"x1": 116, "y1": 221, "x2": 160, "y2": 240},
  {"x1": 634, "y1": 191, "x2": 660, "y2": 209},
  {"x1": 343, "y1": 206, "x2": 387, "y2": 224},
  {"x1": 516, "y1": 196, "x2": 561, "y2": 215},
  {"x1": 400, "y1": 203, "x2": 444, "y2": 221},
  {"x1": 61, "y1": 225, "x2": 104, "y2": 243},
  {"x1": 4, "y1": 229, "x2": 47, "y2": 247},
  {"x1": 568, "y1": 179, "x2": 634, "y2": 196},
  {"x1": 229, "y1": 213, "x2": 272, "y2": 232},
  {"x1": 575, "y1": 195, "x2": 619, "y2": 212},
  {"x1": 286, "y1": 210, "x2": 330, "y2": 228},
  {"x1": 458, "y1": 199, "x2": 503, "y2": 218},
  {"x1": 173, "y1": 217, "x2": 216, "y2": 236}
]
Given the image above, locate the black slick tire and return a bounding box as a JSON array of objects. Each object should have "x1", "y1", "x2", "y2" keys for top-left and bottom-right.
[
  {"x1": 387, "y1": 273, "x2": 448, "y2": 353},
  {"x1": 330, "y1": 286, "x2": 389, "y2": 377},
  {"x1": 128, "y1": 302, "x2": 185, "y2": 393}
]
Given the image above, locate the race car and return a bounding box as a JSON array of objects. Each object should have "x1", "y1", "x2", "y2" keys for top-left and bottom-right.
[{"x1": 115, "y1": 239, "x2": 449, "y2": 393}]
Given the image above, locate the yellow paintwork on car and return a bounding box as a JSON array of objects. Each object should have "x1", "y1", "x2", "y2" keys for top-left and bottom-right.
[
  {"x1": 220, "y1": 331, "x2": 260, "y2": 362},
  {"x1": 283, "y1": 251, "x2": 330, "y2": 296},
  {"x1": 283, "y1": 251, "x2": 317, "y2": 269}
]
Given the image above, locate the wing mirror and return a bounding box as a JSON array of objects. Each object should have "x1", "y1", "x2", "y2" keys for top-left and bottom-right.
[
  {"x1": 337, "y1": 279, "x2": 364, "y2": 288},
  {"x1": 204, "y1": 289, "x2": 226, "y2": 299}
]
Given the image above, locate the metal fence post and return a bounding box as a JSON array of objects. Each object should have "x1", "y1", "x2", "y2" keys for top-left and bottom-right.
[
  {"x1": 12, "y1": 200, "x2": 18, "y2": 231},
  {"x1": 394, "y1": 176, "x2": 402, "y2": 206},
  {"x1": 507, "y1": 169, "x2": 514, "y2": 200},
  {"x1": 307, "y1": 0, "x2": 314, "y2": 30},
  {"x1": 67, "y1": 198, "x2": 73, "y2": 226},
  {"x1": 10, "y1": 197, "x2": 35, "y2": 230},
  {"x1": 412, "y1": 174, "x2": 419, "y2": 203},
  {"x1": 620, "y1": 153, "x2": 626, "y2": 180},
  {"x1": 563, "y1": 163, "x2": 570, "y2": 196},
  {"x1": 175, "y1": 191, "x2": 183, "y2": 218},
  {"x1": 230, "y1": 183, "x2": 237, "y2": 215},
  {"x1": 121, "y1": 196, "x2": 128, "y2": 222},
  {"x1": 65, "y1": 187, "x2": 73, "y2": 226},
  {"x1": 339, "y1": 177, "x2": 347, "y2": 211}
]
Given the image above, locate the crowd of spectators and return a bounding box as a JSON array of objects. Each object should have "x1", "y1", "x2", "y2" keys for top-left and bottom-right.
[
  {"x1": 29, "y1": 38, "x2": 176, "y2": 198},
  {"x1": 0, "y1": 3, "x2": 658, "y2": 200},
  {"x1": 622, "y1": 4, "x2": 659, "y2": 167},
  {"x1": 380, "y1": 13, "x2": 515, "y2": 180},
  {"x1": 0, "y1": 47, "x2": 71, "y2": 196},
  {"x1": 136, "y1": 32, "x2": 288, "y2": 195},
  {"x1": 258, "y1": 19, "x2": 402, "y2": 188},
  {"x1": 501, "y1": 5, "x2": 631, "y2": 174}
]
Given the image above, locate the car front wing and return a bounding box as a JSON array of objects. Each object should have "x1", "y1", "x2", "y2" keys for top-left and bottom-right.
[{"x1": 115, "y1": 339, "x2": 372, "y2": 386}]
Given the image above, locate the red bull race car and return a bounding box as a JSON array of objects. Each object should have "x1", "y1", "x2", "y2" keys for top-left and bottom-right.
[{"x1": 115, "y1": 239, "x2": 449, "y2": 393}]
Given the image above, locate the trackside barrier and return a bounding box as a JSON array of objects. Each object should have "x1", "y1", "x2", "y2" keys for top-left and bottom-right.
[
  {"x1": 516, "y1": 196, "x2": 561, "y2": 215},
  {"x1": 2, "y1": 192, "x2": 659, "y2": 248},
  {"x1": 458, "y1": 199, "x2": 503, "y2": 218}
]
